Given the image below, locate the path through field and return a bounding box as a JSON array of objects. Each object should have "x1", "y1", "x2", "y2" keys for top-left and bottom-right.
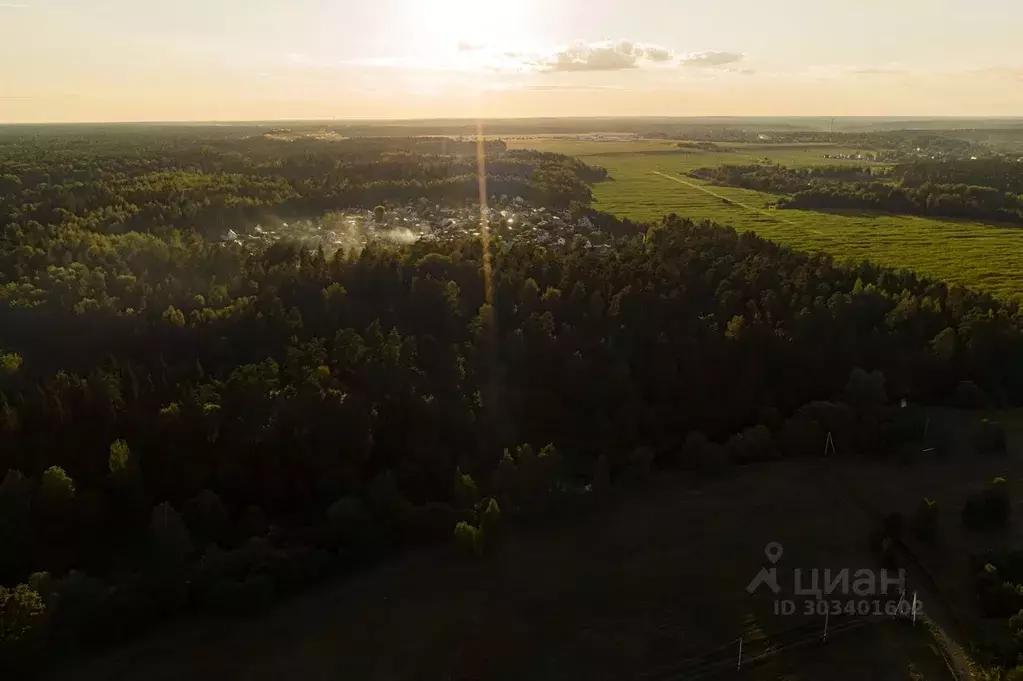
[{"x1": 649, "y1": 171, "x2": 823, "y2": 235}]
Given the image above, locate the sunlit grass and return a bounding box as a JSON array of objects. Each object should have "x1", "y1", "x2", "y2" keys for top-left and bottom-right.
[{"x1": 508, "y1": 139, "x2": 1023, "y2": 301}]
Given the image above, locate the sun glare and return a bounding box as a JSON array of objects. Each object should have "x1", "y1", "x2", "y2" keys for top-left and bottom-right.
[{"x1": 405, "y1": 0, "x2": 530, "y2": 56}]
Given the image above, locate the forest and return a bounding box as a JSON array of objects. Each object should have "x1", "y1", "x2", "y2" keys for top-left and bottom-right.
[
  {"x1": 689, "y1": 160, "x2": 1023, "y2": 224},
  {"x1": 689, "y1": 163, "x2": 876, "y2": 193},
  {"x1": 4, "y1": 128, "x2": 1023, "y2": 675}
]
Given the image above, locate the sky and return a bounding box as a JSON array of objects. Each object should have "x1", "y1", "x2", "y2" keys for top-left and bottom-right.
[{"x1": 2, "y1": 0, "x2": 1023, "y2": 122}]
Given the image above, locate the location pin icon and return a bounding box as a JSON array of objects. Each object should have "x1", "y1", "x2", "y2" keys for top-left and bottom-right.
[{"x1": 765, "y1": 542, "x2": 783, "y2": 564}]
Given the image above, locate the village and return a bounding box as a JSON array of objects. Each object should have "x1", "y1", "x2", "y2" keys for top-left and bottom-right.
[{"x1": 221, "y1": 197, "x2": 608, "y2": 253}]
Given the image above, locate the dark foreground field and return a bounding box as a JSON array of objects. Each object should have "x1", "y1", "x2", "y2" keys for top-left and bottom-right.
[{"x1": 50, "y1": 458, "x2": 961, "y2": 681}]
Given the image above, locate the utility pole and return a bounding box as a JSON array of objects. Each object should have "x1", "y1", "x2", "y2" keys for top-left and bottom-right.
[{"x1": 737, "y1": 637, "x2": 743, "y2": 671}]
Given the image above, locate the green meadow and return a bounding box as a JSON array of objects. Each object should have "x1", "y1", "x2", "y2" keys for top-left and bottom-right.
[{"x1": 508, "y1": 138, "x2": 1023, "y2": 301}]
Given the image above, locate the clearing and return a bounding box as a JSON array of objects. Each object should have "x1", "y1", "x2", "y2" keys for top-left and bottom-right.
[
  {"x1": 53, "y1": 458, "x2": 960, "y2": 681},
  {"x1": 506, "y1": 138, "x2": 1023, "y2": 300}
]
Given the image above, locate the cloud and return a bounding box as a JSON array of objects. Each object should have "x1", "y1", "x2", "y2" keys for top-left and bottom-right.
[
  {"x1": 534, "y1": 41, "x2": 643, "y2": 72},
  {"x1": 530, "y1": 40, "x2": 684, "y2": 73},
  {"x1": 520, "y1": 84, "x2": 626, "y2": 91},
  {"x1": 851, "y1": 68, "x2": 903, "y2": 76},
  {"x1": 968, "y1": 67, "x2": 1023, "y2": 81},
  {"x1": 457, "y1": 41, "x2": 483, "y2": 52},
  {"x1": 644, "y1": 47, "x2": 673, "y2": 62},
  {"x1": 679, "y1": 51, "x2": 745, "y2": 68},
  {"x1": 0, "y1": 3, "x2": 29, "y2": 7}
]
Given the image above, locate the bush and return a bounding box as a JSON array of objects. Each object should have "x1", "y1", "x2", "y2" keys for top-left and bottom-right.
[
  {"x1": 956, "y1": 380, "x2": 987, "y2": 409},
  {"x1": 407, "y1": 502, "x2": 462, "y2": 542},
  {"x1": 148, "y1": 502, "x2": 193, "y2": 568},
  {"x1": 326, "y1": 496, "x2": 373, "y2": 544},
  {"x1": 452, "y1": 468, "x2": 479, "y2": 510},
  {"x1": 781, "y1": 417, "x2": 825, "y2": 458},
  {"x1": 480, "y1": 498, "x2": 501, "y2": 537},
  {"x1": 238, "y1": 505, "x2": 268, "y2": 539},
  {"x1": 684, "y1": 431, "x2": 730, "y2": 474},
  {"x1": 978, "y1": 578, "x2": 1023, "y2": 618},
  {"x1": 0, "y1": 584, "x2": 46, "y2": 663},
  {"x1": 184, "y1": 490, "x2": 231, "y2": 546},
  {"x1": 844, "y1": 367, "x2": 887, "y2": 412},
  {"x1": 796, "y1": 401, "x2": 854, "y2": 445},
  {"x1": 726, "y1": 425, "x2": 776, "y2": 464},
  {"x1": 624, "y1": 446, "x2": 655, "y2": 482},
  {"x1": 910, "y1": 498, "x2": 938, "y2": 540},
  {"x1": 454, "y1": 521, "x2": 482, "y2": 557},
  {"x1": 972, "y1": 419, "x2": 1007, "y2": 455},
  {"x1": 203, "y1": 578, "x2": 246, "y2": 614},
  {"x1": 963, "y1": 478, "x2": 1011, "y2": 530}
]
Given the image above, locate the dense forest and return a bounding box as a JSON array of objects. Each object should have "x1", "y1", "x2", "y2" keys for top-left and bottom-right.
[
  {"x1": 689, "y1": 164, "x2": 875, "y2": 193},
  {"x1": 689, "y1": 160, "x2": 1023, "y2": 224},
  {"x1": 3, "y1": 129, "x2": 1023, "y2": 675}
]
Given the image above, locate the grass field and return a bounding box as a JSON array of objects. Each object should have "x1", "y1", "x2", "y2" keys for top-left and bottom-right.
[{"x1": 507, "y1": 138, "x2": 1023, "y2": 300}]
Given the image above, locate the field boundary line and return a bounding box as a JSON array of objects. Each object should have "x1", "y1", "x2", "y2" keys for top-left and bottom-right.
[{"x1": 649, "y1": 171, "x2": 825, "y2": 235}]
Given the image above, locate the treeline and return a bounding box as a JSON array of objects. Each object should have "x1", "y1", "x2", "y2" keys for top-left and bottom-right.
[
  {"x1": 5, "y1": 206, "x2": 1023, "y2": 671},
  {"x1": 690, "y1": 160, "x2": 1023, "y2": 224},
  {"x1": 0, "y1": 133, "x2": 605, "y2": 241},
  {"x1": 779, "y1": 180, "x2": 1023, "y2": 224},
  {"x1": 688, "y1": 163, "x2": 874, "y2": 193},
  {"x1": 893, "y1": 158, "x2": 1023, "y2": 194}
]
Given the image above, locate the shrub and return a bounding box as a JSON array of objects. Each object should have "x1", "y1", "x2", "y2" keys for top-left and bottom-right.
[
  {"x1": 453, "y1": 468, "x2": 479, "y2": 509},
  {"x1": 0, "y1": 584, "x2": 46, "y2": 659},
  {"x1": 781, "y1": 417, "x2": 825, "y2": 458},
  {"x1": 972, "y1": 419, "x2": 1007, "y2": 455},
  {"x1": 238, "y1": 505, "x2": 268, "y2": 539},
  {"x1": 844, "y1": 367, "x2": 887, "y2": 412},
  {"x1": 184, "y1": 490, "x2": 231, "y2": 546},
  {"x1": 624, "y1": 446, "x2": 655, "y2": 482},
  {"x1": 203, "y1": 578, "x2": 246, "y2": 614},
  {"x1": 910, "y1": 498, "x2": 938, "y2": 540},
  {"x1": 978, "y1": 579, "x2": 1023, "y2": 618},
  {"x1": 453, "y1": 521, "x2": 482, "y2": 557},
  {"x1": 684, "y1": 431, "x2": 729, "y2": 474},
  {"x1": 39, "y1": 466, "x2": 75, "y2": 505},
  {"x1": 726, "y1": 425, "x2": 776, "y2": 464},
  {"x1": 956, "y1": 380, "x2": 987, "y2": 409},
  {"x1": 148, "y1": 502, "x2": 193, "y2": 567},
  {"x1": 326, "y1": 496, "x2": 373, "y2": 543},
  {"x1": 480, "y1": 498, "x2": 501, "y2": 537},
  {"x1": 963, "y1": 478, "x2": 1011, "y2": 530}
]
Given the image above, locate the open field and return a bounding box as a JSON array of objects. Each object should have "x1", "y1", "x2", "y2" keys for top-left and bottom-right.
[
  {"x1": 50, "y1": 460, "x2": 955, "y2": 681},
  {"x1": 506, "y1": 138, "x2": 1023, "y2": 300}
]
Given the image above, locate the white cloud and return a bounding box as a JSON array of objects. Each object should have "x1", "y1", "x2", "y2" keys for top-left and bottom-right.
[
  {"x1": 644, "y1": 47, "x2": 673, "y2": 62},
  {"x1": 520, "y1": 84, "x2": 626, "y2": 91},
  {"x1": 851, "y1": 68, "x2": 903, "y2": 76},
  {"x1": 0, "y1": 3, "x2": 29, "y2": 7},
  {"x1": 679, "y1": 51, "x2": 745, "y2": 68},
  {"x1": 532, "y1": 40, "x2": 682, "y2": 73},
  {"x1": 290, "y1": 40, "x2": 750, "y2": 78}
]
